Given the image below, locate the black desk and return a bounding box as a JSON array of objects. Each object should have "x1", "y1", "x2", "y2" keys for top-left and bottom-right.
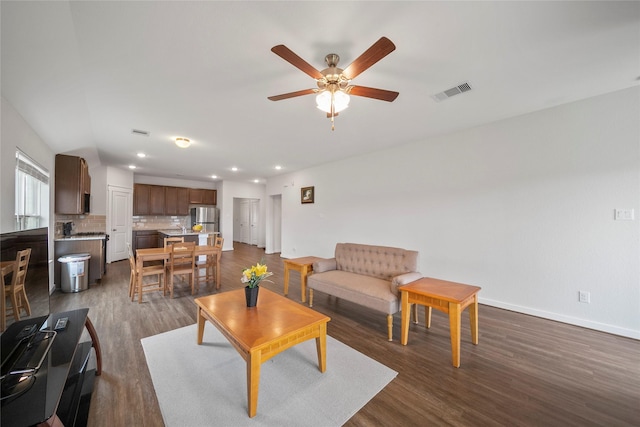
[{"x1": 1, "y1": 308, "x2": 99, "y2": 427}]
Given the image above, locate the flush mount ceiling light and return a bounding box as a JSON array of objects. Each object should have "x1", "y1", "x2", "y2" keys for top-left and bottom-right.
[
  {"x1": 268, "y1": 37, "x2": 399, "y2": 131},
  {"x1": 175, "y1": 137, "x2": 191, "y2": 148}
]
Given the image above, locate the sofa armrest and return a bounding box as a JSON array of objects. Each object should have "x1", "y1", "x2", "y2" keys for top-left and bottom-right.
[
  {"x1": 312, "y1": 258, "x2": 337, "y2": 273},
  {"x1": 390, "y1": 272, "x2": 423, "y2": 296}
]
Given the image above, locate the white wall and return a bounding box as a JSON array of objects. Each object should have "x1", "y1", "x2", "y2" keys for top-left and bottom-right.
[
  {"x1": 267, "y1": 87, "x2": 640, "y2": 339},
  {"x1": 1, "y1": 96, "x2": 56, "y2": 290},
  {"x1": 134, "y1": 174, "x2": 217, "y2": 190},
  {"x1": 1, "y1": 97, "x2": 55, "y2": 233}
]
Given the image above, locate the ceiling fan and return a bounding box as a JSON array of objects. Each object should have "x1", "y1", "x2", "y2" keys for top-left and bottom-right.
[{"x1": 268, "y1": 37, "x2": 399, "y2": 130}]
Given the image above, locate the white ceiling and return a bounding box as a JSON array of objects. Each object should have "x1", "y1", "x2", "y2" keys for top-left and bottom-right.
[{"x1": 2, "y1": 1, "x2": 639, "y2": 184}]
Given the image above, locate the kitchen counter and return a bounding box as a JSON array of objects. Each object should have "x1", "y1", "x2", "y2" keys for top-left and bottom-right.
[
  {"x1": 54, "y1": 235, "x2": 107, "y2": 241},
  {"x1": 54, "y1": 236, "x2": 107, "y2": 287},
  {"x1": 157, "y1": 229, "x2": 204, "y2": 237}
]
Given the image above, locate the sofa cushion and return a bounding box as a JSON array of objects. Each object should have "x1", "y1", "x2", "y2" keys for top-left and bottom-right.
[
  {"x1": 308, "y1": 270, "x2": 399, "y2": 314},
  {"x1": 335, "y1": 243, "x2": 418, "y2": 281}
]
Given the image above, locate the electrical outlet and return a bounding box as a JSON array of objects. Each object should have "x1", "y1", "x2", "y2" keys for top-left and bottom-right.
[{"x1": 579, "y1": 291, "x2": 590, "y2": 303}]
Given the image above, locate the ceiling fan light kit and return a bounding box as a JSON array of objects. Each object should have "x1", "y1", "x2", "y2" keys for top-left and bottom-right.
[
  {"x1": 268, "y1": 37, "x2": 399, "y2": 130},
  {"x1": 175, "y1": 137, "x2": 191, "y2": 148},
  {"x1": 316, "y1": 90, "x2": 350, "y2": 113}
]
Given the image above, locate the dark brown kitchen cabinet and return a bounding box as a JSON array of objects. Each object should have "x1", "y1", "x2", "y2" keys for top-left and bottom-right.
[
  {"x1": 55, "y1": 154, "x2": 91, "y2": 214},
  {"x1": 148, "y1": 185, "x2": 165, "y2": 215},
  {"x1": 133, "y1": 184, "x2": 165, "y2": 215},
  {"x1": 133, "y1": 184, "x2": 150, "y2": 215},
  {"x1": 189, "y1": 188, "x2": 217, "y2": 205},
  {"x1": 165, "y1": 186, "x2": 190, "y2": 216},
  {"x1": 132, "y1": 230, "x2": 159, "y2": 253}
]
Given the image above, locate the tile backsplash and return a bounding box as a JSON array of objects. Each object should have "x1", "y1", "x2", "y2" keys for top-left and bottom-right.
[
  {"x1": 132, "y1": 215, "x2": 190, "y2": 230},
  {"x1": 54, "y1": 214, "x2": 191, "y2": 235},
  {"x1": 55, "y1": 214, "x2": 106, "y2": 236}
]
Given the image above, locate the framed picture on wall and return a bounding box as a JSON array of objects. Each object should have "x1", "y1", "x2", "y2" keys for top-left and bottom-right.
[{"x1": 301, "y1": 186, "x2": 314, "y2": 204}]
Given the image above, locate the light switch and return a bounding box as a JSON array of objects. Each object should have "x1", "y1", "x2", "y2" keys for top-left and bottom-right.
[{"x1": 614, "y1": 209, "x2": 635, "y2": 221}]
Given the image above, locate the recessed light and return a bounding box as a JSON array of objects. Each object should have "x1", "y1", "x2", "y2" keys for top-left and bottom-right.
[
  {"x1": 211, "y1": 175, "x2": 218, "y2": 179},
  {"x1": 275, "y1": 165, "x2": 282, "y2": 170},
  {"x1": 137, "y1": 152, "x2": 146, "y2": 158},
  {"x1": 254, "y1": 179, "x2": 260, "y2": 183},
  {"x1": 128, "y1": 165, "x2": 136, "y2": 169},
  {"x1": 231, "y1": 167, "x2": 238, "y2": 172}
]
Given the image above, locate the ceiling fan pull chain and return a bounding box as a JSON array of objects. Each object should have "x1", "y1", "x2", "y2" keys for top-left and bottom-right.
[{"x1": 331, "y1": 92, "x2": 336, "y2": 131}]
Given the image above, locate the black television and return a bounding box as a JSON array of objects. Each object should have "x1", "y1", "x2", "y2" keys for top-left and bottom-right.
[{"x1": 0, "y1": 226, "x2": 50, "y2": 333}]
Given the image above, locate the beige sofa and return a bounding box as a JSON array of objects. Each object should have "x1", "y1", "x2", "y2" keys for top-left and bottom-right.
[{"x1": 308, "y1": 243, "x2": 422, "y2": 341}]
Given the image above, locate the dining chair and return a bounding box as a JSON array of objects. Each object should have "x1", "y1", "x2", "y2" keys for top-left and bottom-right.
[
  {"x1": 4, "y1": 248, "x2": 32, "y2": 322},
  {"x1": 129, "y1": 243, "x2": 165, "y2": 304},
  {"x1": 166, "y1": 241, "x2": 196, "y2": 298},
  {"x1": 164, "y1": 237, "x2": 184, "y2": 247},
  {"x1": 127, "y1": 242, "x2": 135, "y2": 298},
  {"x1": 195, "y1": 236, "x2": 223, "y2": 290}
]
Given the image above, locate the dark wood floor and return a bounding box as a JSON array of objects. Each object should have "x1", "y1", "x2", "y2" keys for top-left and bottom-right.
[{"x1": 50, "y1": 243, "x2": 640, "y2": 426}]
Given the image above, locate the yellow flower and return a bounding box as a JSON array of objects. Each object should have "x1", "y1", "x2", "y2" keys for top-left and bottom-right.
[{"x1": 241, "y1": 260, "x2": 274, "y2": 288}]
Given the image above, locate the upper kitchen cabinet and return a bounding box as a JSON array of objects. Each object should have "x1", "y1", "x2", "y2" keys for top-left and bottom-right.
[
  {"x1": 189, "y1": 188, "x2": 217, "y2": 205},
  {"x1": 133, "y1": 184, "x2": 149, "y2": 215},
  {"x1": 55, "y1": 154, "x2": 91, "y2": 214},
  {"x1": 133, "y1": 184, "x2": 166, "y2": 215},
  {"x1": 165, "y1": 186, "x2": 189, "y2": 216}
]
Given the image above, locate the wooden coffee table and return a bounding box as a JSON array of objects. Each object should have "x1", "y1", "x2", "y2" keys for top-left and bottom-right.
[
  {"x1": 195, "y1": 288, "x2": 331, "y2": 417},
  {"x1": 399, "y1": 277, "x2": 481, "y2": 368},
  {"x1": 283, "y1": 256, "x2": 323, "y2": 303}
]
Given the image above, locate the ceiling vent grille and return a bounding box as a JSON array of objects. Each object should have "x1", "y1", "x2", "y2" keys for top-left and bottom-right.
[
  {"x1": 431, "y1": 81, "x2": 472, "y2": 102},
  {"x1": 131, "y1": 129, "x2": 150, "y2": 136}
]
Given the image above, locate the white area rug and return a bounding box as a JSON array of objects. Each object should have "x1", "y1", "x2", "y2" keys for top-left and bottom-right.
[{"x1": 142, "y1": 324, "x2": 397, "y2": 427}]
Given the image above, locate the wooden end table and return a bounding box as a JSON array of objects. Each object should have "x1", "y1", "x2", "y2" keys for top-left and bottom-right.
[
  {"x1": 399, "y1": 277, "x2": 481, "y2": 368},
  {"x1": 195, "y1": 288, "x2": 330, "y2": 417},
  {"x1": 282, "y1": 256, "x2": 323, "y2": 303}
]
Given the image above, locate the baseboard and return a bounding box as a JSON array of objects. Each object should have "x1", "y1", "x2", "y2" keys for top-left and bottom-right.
[{"x1": 480, "y1": 297, "x2": 640, "y2": 340}]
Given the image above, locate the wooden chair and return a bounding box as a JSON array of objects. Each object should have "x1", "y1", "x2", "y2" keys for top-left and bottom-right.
[
  {"x1": 129, "y1": 244, "x2": 165, "y2": 304},
  {"x1": 166, "y1": 241, "x2": 196, "y2": 298},
  {"x1": 127, "y1": 243, "x2": 135, "y2": 298},
  {"x1": 195, "y1": 236, "x2": 223, "y2": 290},
  {"x1": 164, "y1": 237, "x2": 184, "y2": 248},
  {"x1": 5, "y1": 248, "x2": 32, "y2": 321}
]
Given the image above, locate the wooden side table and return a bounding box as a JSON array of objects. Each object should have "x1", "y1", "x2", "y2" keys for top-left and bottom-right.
[
  {"x1": 399, "y1": 277, "x2": 481, "y2": 368},
  {"x1": 283, "y1": 256, "x2": 323, "y2": 303}
]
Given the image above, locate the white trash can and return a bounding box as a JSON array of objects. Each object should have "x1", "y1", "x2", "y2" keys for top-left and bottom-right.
[{"x1": 58, "y1": 253, "x2": 91, "y2": 292}]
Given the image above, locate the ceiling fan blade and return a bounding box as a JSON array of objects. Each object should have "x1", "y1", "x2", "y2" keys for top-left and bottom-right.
[
  {"x1": 268, "y1": 88, "x2": 316, "y2": 101},
  {"x1": 349, "y1": 86, "x2": 399, "y2": 102},
  {"x1": 342, "y1": 37, "x2": 396, "y2": 80},
  {"x1": 271, "y1": 45, "x2": 324, "y2": 80}
]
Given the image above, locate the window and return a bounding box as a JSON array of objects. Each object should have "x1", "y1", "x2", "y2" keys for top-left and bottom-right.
[{"x1": 15, "y1": 150, "x2": 49, "y2": 230}]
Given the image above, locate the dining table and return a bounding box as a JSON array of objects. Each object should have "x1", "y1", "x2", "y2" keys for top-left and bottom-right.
[
  {"x1": 135, "y1": 245, "x2": 222, "y2": 294},
  {"x1": 1, "y1": 260, "x2": 16, "y2": 332}
]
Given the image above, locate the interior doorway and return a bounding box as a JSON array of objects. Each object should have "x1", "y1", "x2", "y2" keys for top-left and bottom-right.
[{"x1": 234, "y1": 198, "x2": 259, "y2": 245}]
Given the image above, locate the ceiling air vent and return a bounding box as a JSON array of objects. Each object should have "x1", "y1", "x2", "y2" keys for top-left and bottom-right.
[
  {"x1": 131, "y1": 129, "x2": 150, "y2": 136},
  {"x1": 431, "y1": 81, "x2": 472, "y2": 102}
]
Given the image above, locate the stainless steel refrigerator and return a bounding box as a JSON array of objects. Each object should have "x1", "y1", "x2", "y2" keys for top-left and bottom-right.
[{"x1": 191, "y1": 207, "x2": 219, "y2": 233}]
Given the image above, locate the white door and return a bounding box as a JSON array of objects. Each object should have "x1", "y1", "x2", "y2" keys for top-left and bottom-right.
[
  {"x1": 239, "y1": 201, "x2": 251, "y2": 244},
  {"x1": 250, "y1": 200, "x2": 259, "y2": 245},
  {"x1": 108, "y1": 186, "x2": 132, "y2": 262}
]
